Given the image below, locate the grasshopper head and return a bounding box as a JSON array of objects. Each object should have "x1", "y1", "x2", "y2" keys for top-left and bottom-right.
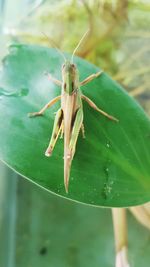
[
  {"x1": 61, "y1": 30, "x2": 89, "y2": 95},
  {"x1": 62, "y1": 61, "x2": 79, "y2": 95}
]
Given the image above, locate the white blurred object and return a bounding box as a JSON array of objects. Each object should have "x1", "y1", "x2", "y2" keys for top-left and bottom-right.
[
  {"x1": 1, "y1": 0, "x2": 44, "y2": 34},
  {"x1": 116, "y1": 247, "x2": 130, "y2": 267}
]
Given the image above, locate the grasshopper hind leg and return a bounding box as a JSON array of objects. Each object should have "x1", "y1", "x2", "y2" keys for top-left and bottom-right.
[
  {"x1": 64, "y1": 108, "x2": 83, "y2": 193},
  {"x1": 68, "y1": 108, "x2": 83, "y2": 158},
  {"x1": 81, "y1": 123, "x2": 85, "y2": 138},
  {"x1": 45, "y1": 108, "x2": 63, "y2": 157},
  {"x1": 60, "y1": 121, "x2": 64, "y2": 139}
]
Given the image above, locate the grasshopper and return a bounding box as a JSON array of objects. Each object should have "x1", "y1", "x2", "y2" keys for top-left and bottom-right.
[{"x1": 28, "y1": 30, "x2": 118, "y2": 193}]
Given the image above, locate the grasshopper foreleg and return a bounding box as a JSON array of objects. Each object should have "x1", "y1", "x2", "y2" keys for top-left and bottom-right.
[
  {"x1": 45, "y1": 108, "x2": 63, "y2": 157},
  {"x1": 45, "y1": 72, "x2": 62, "y2": 87},
  {"x1": 28, "y1": 95, "x2": 61, "y2": 117},
  {"x1": 80, "y1": 70, "x2": 103, "y2": 87},
  {"x1": 82, "y1": 94, "x2": 118, "y2": 122}
]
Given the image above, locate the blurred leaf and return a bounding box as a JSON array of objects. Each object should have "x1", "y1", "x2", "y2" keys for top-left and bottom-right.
[
  {"x1": 0, "y1": 44, "x2": 150, "y2": 207},
  {"x1": 15, "y1": 180, "x2": 150, "y2": 267}
]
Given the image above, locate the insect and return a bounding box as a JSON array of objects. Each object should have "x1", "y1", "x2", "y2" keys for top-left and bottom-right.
[{"x1": 28, "y1": 30, "x2": 118, "y2": 193}]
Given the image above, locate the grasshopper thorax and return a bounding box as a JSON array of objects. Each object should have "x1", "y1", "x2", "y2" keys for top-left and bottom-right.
[{"x1": 62, "y1": 61, "x2": 79, "y2": 95}]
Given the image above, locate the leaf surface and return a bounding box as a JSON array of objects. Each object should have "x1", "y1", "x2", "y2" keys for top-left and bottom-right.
[{"x1": 0, "y1": 44, "x2": 150, "y2": 207}]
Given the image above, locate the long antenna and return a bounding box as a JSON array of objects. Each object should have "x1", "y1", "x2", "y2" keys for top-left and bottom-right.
[
  {"x1": 71, "y1": 29, "x2": 90, "y2": 63},
  {"x1": 42, "y1": 32, "x2": 66, "y2": 62}
]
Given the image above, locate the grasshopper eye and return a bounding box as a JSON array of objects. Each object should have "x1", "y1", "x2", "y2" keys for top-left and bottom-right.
[{"x1": 71, "y1": 64, "x2": 75, "y2": 68}]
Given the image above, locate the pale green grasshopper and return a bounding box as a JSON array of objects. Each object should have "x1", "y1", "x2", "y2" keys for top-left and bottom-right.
[{"x1": 28, "y1": 31, "x2": 118, "y2": 193}]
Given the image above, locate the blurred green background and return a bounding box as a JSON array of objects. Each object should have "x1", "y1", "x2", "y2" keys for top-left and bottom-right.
[{"x1": 0, "y1": 1, "x2": 150, "y2": 266}]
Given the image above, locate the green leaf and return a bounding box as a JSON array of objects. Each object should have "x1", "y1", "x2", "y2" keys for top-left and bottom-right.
[{"x1": 0, "y1": 44, "x2": 150, "y2": 207}]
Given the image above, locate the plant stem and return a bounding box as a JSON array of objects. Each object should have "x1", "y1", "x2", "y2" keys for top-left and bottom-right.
[{"x1": 112, "y1": 208, "x2": 130, "y2": 267}]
